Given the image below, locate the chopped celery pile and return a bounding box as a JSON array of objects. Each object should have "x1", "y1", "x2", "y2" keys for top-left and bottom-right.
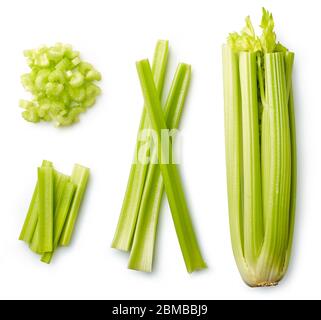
[
  {"x1": 223, "y1": 8, "x2": 296, "y2": 286},
  {"x1": 19, "y1": 161, "x2": 90, "y2": 263},
  {"x1": 20, "y1": 43, "x2": 102, "y2": 126},
  {"x1": 112, "y1": 41, "x2": 206, "y2": 273}
]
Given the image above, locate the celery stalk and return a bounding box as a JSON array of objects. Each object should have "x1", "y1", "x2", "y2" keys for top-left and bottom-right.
[
  {"x1": 59, "y1": 164, "x2": 90, "y2": 246},
  {"x1": 112, "y1": 40, "x2": 169, "y2": 251},
  {"x1": 41, "y1": 181, "x2": 76, "y2": 263},
  {"x1": 128, "y1": 63, "x2": 191, "y2": 272},
  {"x1": 257, "y1": 53, "x2": 292, "y2": 284},
  {"x1": 136, "y1": 59, "x2": 206, "y2": 273},
  {"x1": 282, "y1": 52, "x2": 297, "y2": 275},
  {"x1": 239, "y1": 52, "x2": 263, "y2": 268},
  {"x1": 36, "y1": 166, "x2": 54, "y2": 253},
  {"x1": 222, "y1": 46, "x2": 251, "y2": 282},
  {"x1": 19, "y1": 161, "x2": 53, "y2": 243}
]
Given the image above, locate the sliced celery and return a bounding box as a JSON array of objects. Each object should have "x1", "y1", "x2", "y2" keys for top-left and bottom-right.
[
  {"x1": 41, "y1": 181, "x2": 76, "y2": 263},
  {"x1": 19, "y1": 160, "x2": 53, "y2": 243},
  {"x1": 37, "y1": 166, "x2": 54, "y2": 253},
  {"x1": 136, "y1": 60, "x2": 206, "y2": 273},
  {"x1": 59, "y1": 164, "x2": 90, "y2": 246},
  {"x1": 112, "y1": 40, "x2": 169, "y2": 251},
  {"x1": 128, "y1": 63, "x2": 191, "y2": 272}
]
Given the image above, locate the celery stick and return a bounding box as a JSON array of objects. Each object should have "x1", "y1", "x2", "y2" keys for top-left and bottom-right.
[
  {"x1": 112, "y1": 40, "x2": 169, "y2": 251},
  {"x1": 222, "y1": 46, "x2": 250, "y2": 282},
  {"x1": 29, "y1": 170, "x2": 68, "y2": 253},
  {"x1": 41, "y1": 181, "x2": 76, "y2": 263},
  {"x1": 37, "y1": 166, "x2": 54, "y2": 253},
  {"x1": 257, "y1": 53, "x2": 291, "y2": 283},
  {"x1": 239, "y1": 52, "x2": 263, "y2": 268},
  {"x1": 136, "y1": 60, "x2": 206, "y2": 273},
  {"x1": 59, "y1": 164, "x2": 90, "y2": 246},
  {"x1": 128, "y1": 63, "x2": 191, "y2": 272},
  {"x1": 19, "y1": 160, "x2": 53, "y2": 243},
  {"x1": 282, "y1": 52, "x2": 297, "y2": 276}
]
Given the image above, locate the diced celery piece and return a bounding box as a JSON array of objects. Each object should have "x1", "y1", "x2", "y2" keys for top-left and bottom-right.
[{"x1": 20, "y1": 43, "x2": 102, "y2": 126}]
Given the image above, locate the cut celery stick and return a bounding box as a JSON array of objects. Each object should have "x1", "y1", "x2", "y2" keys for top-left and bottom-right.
[
  {"x1": 112, "y1": 40, "x2": 169, "y2": 251},
  {"x1": 41, "y1": 181, "x2": 76, "y2": 263},
  {"x1": 128, "y1": 63, "x2": 191, "y2": 272},
  {"x1": 29, "y1": 170, "x2": 68, "y2": 253},
  {"x1": 37, "y1": 166, "x2": 54, "y2": 253},
  {"x1": 19, "y1": 160, "x2": 53, "y2": 243},
  {"x1": 59, "y1": 164, "x2": 90, "y2": 246},
  {"x1": 136, "y1": 60, "x2": 206, "y2": 273}
]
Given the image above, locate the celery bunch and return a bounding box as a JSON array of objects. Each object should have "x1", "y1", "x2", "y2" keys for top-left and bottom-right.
[
  {"x1": 223, "y1": 9, "x2": 296, "y2": 286},
  {"x1": 20, "y1": 43, "x2": 101, "y2": 126},
  {"x1": 112, "y1": 41, "x2": 206, "y2": 273},
  {"x1": 19, "y1": 161, "x2": 90, "y2": 263}
]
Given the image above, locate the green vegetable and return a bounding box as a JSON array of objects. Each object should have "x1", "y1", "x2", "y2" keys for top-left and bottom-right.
[
  {"x1": 29, "y1": 170, "x2": 68, "y2": 253},
  {"x1": 20, "y1": 43, "x2": 102, "y2": 126},
  {"x1": 136, "y1": 59, "x2": 206, "y2": 273},
  {"x1": 111, "y1": 40, "x2": 169, "y2": 252},
  {"x1": 128, "y1": 63, "x2": 191, "y2": 272},
  {"x1": 223, "y1": 8, "x2": 296, "y2": 286},
  {"x1": 37, "y1": 166, "x2": 54, "y2": 253},
  {"x1": 19, "y1": 160, "x2": 53, "y2": 243},
  {"x1": 20, "y1": 161, "x2": 89, "y2": 263},
  {"x1": 60, "y1": 164, "x2": 90, "y2": 246},
  {"x1": 41, "y1": 181, "x2": 76, "y2": 263}
]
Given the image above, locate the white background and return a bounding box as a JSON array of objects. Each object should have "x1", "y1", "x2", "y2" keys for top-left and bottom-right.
[{"x1": 0, "y1": 0, "x2": 316, "y2": 300}]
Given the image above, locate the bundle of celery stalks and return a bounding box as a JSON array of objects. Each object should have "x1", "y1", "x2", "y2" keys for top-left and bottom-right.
[
  {"x1": 223, "y1": 9, "x2": 297, "y2": 286},
  {"x1": 19, "y1": 161, "x2": 90, "y2": 263},
  {"x1": 112, "y1": 41, "x2": 207, "y2": 273}
]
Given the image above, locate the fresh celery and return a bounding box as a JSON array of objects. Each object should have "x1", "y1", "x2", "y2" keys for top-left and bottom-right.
[
  {"x1": 37, "y1": 166, "x2": 54, "y2": 253},
  {"x1": 239, "y1": 52, "x2": 263, "y2": 269},
  {"x1": 223, "y1": 8, "x2": 296, "y2": 286},
  {"x1": 222, "y1": 46, "x2": 248, "y2": 280},
  {"x1": 41, "y1": 181, "x2": 76, "y2": 263},
  {"x1": 128, "y1": 63, "x2": 191, "y2": 272},
  {"x1": 136, "y1": 60, "x2": 206, "y2": 273},
  {"x1": 112, "y1": 40, "x2": 169, "y2": 251},
  {"x1": 256, "y1": 52, "x2": 291, "y2": 283},
  {"x1": 29, "y1": 170, "x2": 68, "y2": 253},
  {"x1": 59, "y1": 164, "x2": 90, "y2": 246},
  {"x1": 20, "y1": 43, "x2": 102, "y2": 126},
  {"x1": 282, "y1": 52, "x2": 297, "y2": 275},
  {"x1": 19, "y1": 160, "x2": 53, "y2": 243}
]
